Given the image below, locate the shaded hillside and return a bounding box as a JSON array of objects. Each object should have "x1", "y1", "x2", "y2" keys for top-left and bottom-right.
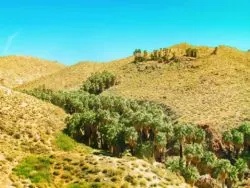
[
  {"x1": 17, "y1": 57, "x2": 133, "y2": 90},
  {"x1": 0, "y1": 56, "x2": 65, "y2": 88}
]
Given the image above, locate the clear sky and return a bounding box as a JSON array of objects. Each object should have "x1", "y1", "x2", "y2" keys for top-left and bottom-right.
[{"x1": 0, "y1": 0, "x2": 249, "y2": 65}]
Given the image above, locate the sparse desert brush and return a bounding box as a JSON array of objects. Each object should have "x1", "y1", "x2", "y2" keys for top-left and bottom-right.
[
  {"x1": 2, "y1": 43, "x2": 250, "y2": 187},
  {"x1": 124, "y1": 174, "x2": 138, "y2": 185},
  {"x1": 105, "y1": 168, "x2": 124, "y2": 177}
]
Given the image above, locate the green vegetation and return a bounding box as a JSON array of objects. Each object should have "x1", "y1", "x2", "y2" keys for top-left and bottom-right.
[
  {"x1": 133, "y1": 48, "x2": 171, "y2": 63},
  {"x1": 185, "y1": 48, "x2": 198, "y2": 57},
  {"x1": 13, "y1": 155, "x2": 51, "y2": 184},
  {"x1": 23, "y1": 85, "x2": 176, "y2": 160},
  {"x1": 55, "y1": 132, "x2": 76, "y2": 151},
  {"x1": 223, "y1": 122, "x2": 250, "y2": 158},
  {"x1": 67, "y1": 182, "x2": 115, "y2": 188},
  {"x1": 81, "y1": 71, "x2": 116, "y2": 94},
  {"x1": 23, "y1": 73, "x2": 250, "y2": 187},
  {"x1": 133, "y1": 47, "x2": 199, "y2": 64}
]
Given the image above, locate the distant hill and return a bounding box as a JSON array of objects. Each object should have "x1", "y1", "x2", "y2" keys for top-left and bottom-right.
[
  {"x1": 0, "y1": 56, "x2": 65, "y2": 88},
  {"x1": 17, "y1": 57, "x2": 133, "y2": 90},
  {"x1": 18, "y1": 44, "x2": 250, "y2": 133}
]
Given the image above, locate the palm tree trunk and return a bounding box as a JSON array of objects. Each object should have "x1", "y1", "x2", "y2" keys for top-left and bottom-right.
[
  {"x1": 180, "y1": 142, "x2": 183, "y2": 159},
  {"x1": 236, "y1": 148, "x2": 239, "y2": 158}
]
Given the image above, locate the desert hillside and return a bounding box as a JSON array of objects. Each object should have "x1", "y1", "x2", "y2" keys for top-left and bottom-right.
[
  {"x1": 107, "y1": 44, "x2": 250, "y2": 132},
  {"x1": 0, "y1": 87, "x2": 187, "y2": 188},
  {"x1": 0, "y1": 56, "x2": 65, "y2": 88},
  {"x1": 18, "y1": 44, "x2": 250, "y2": 132},
  {"x1": 17, "y1": 57, "x2": 133, "y2": 90}
]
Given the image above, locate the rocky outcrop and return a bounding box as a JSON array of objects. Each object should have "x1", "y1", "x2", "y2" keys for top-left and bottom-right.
[{"x1": 195, "y1": 174, "x2": 220, "y2": 188}]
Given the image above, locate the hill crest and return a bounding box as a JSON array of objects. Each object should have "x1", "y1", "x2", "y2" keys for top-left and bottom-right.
[{"x1": 0, "y1": 55, "x2": 65, "y2": 88}]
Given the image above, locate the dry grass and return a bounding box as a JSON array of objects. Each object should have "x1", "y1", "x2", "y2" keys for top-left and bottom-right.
[
  {"x1": 17, "y1": 57, "x2": 133, "y2": 90},
  {"x1": 0, "y1": 55, "x2": 65, "y2": 88},
  {"x1": 11, "y1": 152, "x2": 187, "y2": 188},
  {"x1": 2, "y1": 43, "x2": 249, "y2": 187},
  {"x1": 0, "y1": 87, "x2": 66, "y2": 187},
  {"x1": 18, "y1": 44, "x2": 250, "y2": 133},
  {"x1": 0, "y1": 87, "x2": 187, "y2": 187},
  {"x1": 107, "y1": 45, "x2": 250, "y2": 133}
]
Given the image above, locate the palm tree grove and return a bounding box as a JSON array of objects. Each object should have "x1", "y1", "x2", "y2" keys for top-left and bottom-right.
[
  {"x1": 1, "y1": 1, "x2": 250, "y2": 188},
  {"x1": 21, "y1": 68, "x2": 250, "y2": 188}
]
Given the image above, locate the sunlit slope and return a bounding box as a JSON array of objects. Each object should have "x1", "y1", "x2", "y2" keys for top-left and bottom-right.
[
  {"x1": 105, "y1": 45, "x2": 250, "y2": 132},
  {"x1": 18, "y1": 44, "x2": 250, "y2": 132},
  {"x1": 17, "y1": 57, "x2": 133, "y2": 90},
  {"x1": 0, "y1": 87, "x2": 67, "y2": 186},
  {"x1": 0, "y1": 87, "x2": 187, "y2": 187},
  {"x1": 0, "y1": 56, "x2": 65, "y2": 88}
]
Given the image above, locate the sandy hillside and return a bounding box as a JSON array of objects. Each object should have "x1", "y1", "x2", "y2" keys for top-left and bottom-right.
[
  {"x1": 0, "y1": 56, "x2": 65, "y2": 88},
  {"x1": 0, "y1": 86, "x2": 188, "y2": 188},
  {"x1": 18, "y1": 44, "x2": 250, "y2": 132}
]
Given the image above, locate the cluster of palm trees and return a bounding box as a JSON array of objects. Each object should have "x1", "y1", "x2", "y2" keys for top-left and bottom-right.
[
  {"x1": 23, "y1": 74, "x2": 250, "y2": 187},
  {"x1": 133, "y1": 48, "x2": 172, "y2": 64},
  {"x1": 223, "y1": 122, "x2": 250, "y2": 159},
  {"x1": 81, "y1": 71, "x2": 116, "y2": 94},
  {"x1": 24, "y1": 87, "x2": 175, "y2": 159},
  {"x1": 133, "y1": 47, "x2": 199, "y2": 64},
  {"x1": 168, "y1": 144, "x2": 248, "y2": 187}
]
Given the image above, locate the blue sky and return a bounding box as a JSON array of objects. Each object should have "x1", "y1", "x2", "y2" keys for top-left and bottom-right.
[{"x1": 0, "y1": 0, "x2": 249, "y2": 65}]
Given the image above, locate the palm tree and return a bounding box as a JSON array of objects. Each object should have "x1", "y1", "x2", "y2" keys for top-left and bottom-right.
[
  {"x1": 124, "y1": 127, "x2": 138, "y2": 155},
  {"x1": 231, "y1": 129, "x2": 244, "y2": 158},
  {"x1": 182, "y1": 165, "x2": 200, "y2": 187},
  {"x1": 193, "y1": 127, "x2": 206, "y2": 144},
  {"x1": 186, "y1": 48, "x2": 192, "y2": 57},
  {"x1": 184, "y1": 143, "x2": 203, "y2": 167},
  {"x1": 225, "y1": 166, "x2": 238, "y2": 188},
  {"x1": 192, "y1": 49, "x2": 198, "y2": 57},
  {"x1": 143, "y1": 50, "x2": 148, "y2": 60},
  {"x1": 99, "y1": 118, "x2": 123, "y2": 155},
  {"x1": 153, "y1": 50, "x2": 158, "y2": 60},
  {"x1": 199, "y1": 151, "x2": 217, "y2": 175},
  {"x1": 65, "y1": 113, "x2": 82, "y2": 138},
  {"x1": 234, "y1": 158, "x2": 248, "y2": 181},
  {"x1": 174, "y1": 124, "x2": 188, "y2": 159},
  {"x1": 79, "y1": 110, "x2": 97, "y2": 146},
  {"x1": 154, "y1": 131, "x2": 167, "y2": 161},
  {"x1": 222, "y1": 130, "x2": 233, "y2": 157},
  {"x1": 141, "y1": 112, "x2": 153, "y2": 140},
  {"x1": 96, "y1": 109, "x2": 111, "y2": 149},
  {"x1": 185, "y1": 124, "x2": 195, "y2": 144},
  {"x1": 214, "y1": 159, "x2": 232, "y2": 188},
  {"x1": 238, "y1": 122, "x2": 250, "y2": 152},
  {"x1": 132, "y1": 110, "x2": 145, "y2": 143},
  {"x1": 133, "y1": 49, "x2": 142, "y2": 62}
]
